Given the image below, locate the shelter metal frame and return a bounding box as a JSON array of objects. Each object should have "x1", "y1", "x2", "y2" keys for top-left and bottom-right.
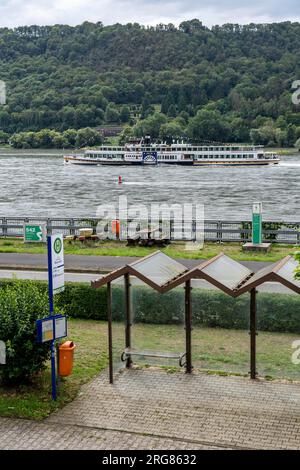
[{"x1": 92, "y1": 251, "x2": 300, "y2": 383}]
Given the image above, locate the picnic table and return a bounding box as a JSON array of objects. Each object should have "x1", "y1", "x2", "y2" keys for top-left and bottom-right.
[{"x1": 127, "y1": 226, "x2": 170, "y2": 247}]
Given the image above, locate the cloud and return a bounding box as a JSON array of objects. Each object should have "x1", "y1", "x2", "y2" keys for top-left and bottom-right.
[{"x1": 0, "y1": 0, "x2": 299, "y2": 28}]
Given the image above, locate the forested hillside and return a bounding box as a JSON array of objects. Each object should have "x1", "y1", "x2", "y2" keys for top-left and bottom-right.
[{"x1": 0, "y1": 19, "x2": 300, "y2": 147}]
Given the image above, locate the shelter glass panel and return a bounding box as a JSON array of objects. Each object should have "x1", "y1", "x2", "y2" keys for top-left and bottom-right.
[
  {"x1": 201, "y1": 255, "x2": 252, "y2": 290},
  {"x1": 129, "y1": 277, "x2": 186, "y2": 368},
  {"x1": 131, "y1": 252, "x2": 187, "y2": 287},
  {"x1": 111, "y1": 278, "x2": 126, "y2": 378},
  {"x1": 191, "y1": 281, "x2": 250, "y2": 375},
  {"x1": 276, "y1": 258, "x2": 300, "y2": 289},
  {"x1": 256, "y1": 289, "x2": 300, "y2": 380}
]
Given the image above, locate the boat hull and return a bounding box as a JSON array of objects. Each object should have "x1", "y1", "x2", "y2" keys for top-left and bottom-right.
[
  {"x1": 64, "y1": 156, "x2": 194, "y2": 165},
  {"x1": 193, "y1": 161, "x2": 280, "y2": 166},
  {"x1": 64, "y1": 156, "x2": 279, "y2": 166}
]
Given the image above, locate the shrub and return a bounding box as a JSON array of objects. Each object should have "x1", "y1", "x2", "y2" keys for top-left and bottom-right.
[
  {"x1": 57, "y1": 284, "x2": 107, "y2": 320},
  {"x1": 0, "y1": 281, "x2": 51, "y2": 384},
  {"x1": 112, "y1": 285, "x2": 300, "y2": 333},
  {"x1": 0, "y1": 280, "x2": 300, "y2": 344}
]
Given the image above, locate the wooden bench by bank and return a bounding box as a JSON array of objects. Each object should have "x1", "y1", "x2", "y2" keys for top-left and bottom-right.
[
  {"x1": 65, "y1": 228, "x2": 99, "y2": 243},
  {"x1": 127, "y1": 226, "x2": 170, "y2": 247}
]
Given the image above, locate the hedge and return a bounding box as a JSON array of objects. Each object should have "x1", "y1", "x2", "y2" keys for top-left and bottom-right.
[
  {"x1": 1, "y1": 280, "x2": 300, "y2": 334},
  {"x1": 0, "y1": 280, "x2": 51, "y2": 383}
]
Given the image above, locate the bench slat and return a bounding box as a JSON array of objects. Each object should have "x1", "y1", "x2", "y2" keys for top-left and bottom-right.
[{"x1": 124, "y1": 348, "x2": 183, "y2": 359}]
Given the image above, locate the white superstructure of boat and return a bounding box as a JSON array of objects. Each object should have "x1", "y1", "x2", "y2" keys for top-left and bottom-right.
[{"x1": 64, "y1": 142, "x2": 280, "y2": 166}]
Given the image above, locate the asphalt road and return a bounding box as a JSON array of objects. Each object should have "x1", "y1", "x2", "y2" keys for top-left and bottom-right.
[
  {"x1": 0, "y1": 268, "x2": 294, "y2": 294},
  {"x1": 0, "y1": 251, "x2": 294, "y2": 294},
  {"x1": 0, "y1": 252, "x2": 271, "y2": 273}
]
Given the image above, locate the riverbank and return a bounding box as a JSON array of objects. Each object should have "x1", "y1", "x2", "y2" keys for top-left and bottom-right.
[
  {"x1": 268, "y1": 147, "x2": 300, "y2": 156},
  {"x1": 0, "y1": 148, "x2": 75, "y2": 156}
]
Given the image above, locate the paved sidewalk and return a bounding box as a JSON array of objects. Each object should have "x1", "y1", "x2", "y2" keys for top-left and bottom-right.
[
  {"x1": 46, "y1": 369, "x2": 300, "y2": 450},
  {"x1": 2, "y1": 369, "x2": 300, "y2": 450},
  {"x1": 0, "y1": 417, "x2": 218, "y2": 450}
]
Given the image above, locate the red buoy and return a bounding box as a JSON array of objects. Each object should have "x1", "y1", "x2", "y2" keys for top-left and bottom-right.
[{"x1": 118, "y1": 175, "x2": 122, "y2": 184}]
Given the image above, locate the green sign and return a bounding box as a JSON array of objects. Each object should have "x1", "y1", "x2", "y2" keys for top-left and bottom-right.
[
  {"x1": 24, "y1": 224, "x2": 46, "y2": 243},
  {"x1": 49, "y1": 233, "x2": 65, "y2": 294},
  {"x1": 252, "y1": 203, "x2": 262, "y2": 244}
]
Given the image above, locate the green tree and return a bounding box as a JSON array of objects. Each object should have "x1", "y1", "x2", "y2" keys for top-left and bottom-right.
[
  {"x1": 119, "y1": 126, "x2": 133, "y2": 144},
  {"x1": 104, "y1": 103, "x2": 120, "y2": 123},
  {"x1": 63, "y1": 129, "x2": 78, "y2": 148},
  {"x1": 75, "y1": 127, "x2": 102, "y2": 148},
  {"x1": 133, "y1": 113, "x2": 167, "y2": 139},
  {"x1": 0, "y1": 130, "x2": 9, "y2": 143},
  {"x1": 187, "y1": 109, "x2": 230, "y2": 142},
  {"x1": 159, "y1": 122, "x2": 185, "y2": 142},
  {"x1": 120, "y1": 106, "x2": 131, "y2": 123}
]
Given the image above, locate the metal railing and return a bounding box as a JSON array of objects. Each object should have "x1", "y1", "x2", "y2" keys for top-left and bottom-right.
[{"x1": 0, "y1": 217, "x2": 299, "y2": 245}]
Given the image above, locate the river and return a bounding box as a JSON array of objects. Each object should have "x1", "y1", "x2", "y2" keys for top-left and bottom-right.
[{"x1": 0, "y1": 149, "x2": 299, "y2": 220}]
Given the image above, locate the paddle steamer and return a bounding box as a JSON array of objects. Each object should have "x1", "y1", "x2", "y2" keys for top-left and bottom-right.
[{"x1": 64, "y1": 141, "x2": 280, "y2": 166}]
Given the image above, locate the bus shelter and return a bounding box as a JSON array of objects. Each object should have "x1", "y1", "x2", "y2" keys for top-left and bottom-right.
[{"x1": 91, "y1": 251, "x2": 300, "y2": 383}]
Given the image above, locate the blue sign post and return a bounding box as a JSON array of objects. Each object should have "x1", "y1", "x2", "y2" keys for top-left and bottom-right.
[
  {"x1": 47, "y1": 236, "x2": 56, "y2": 400},
  {"x1": 36, "y1": 234, "x2": 66, "y2": 401}
]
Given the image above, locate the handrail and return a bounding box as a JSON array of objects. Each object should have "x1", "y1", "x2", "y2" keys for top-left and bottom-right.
[{"x1": 0, "y1": 217, "x2": 299, "y2": 244}]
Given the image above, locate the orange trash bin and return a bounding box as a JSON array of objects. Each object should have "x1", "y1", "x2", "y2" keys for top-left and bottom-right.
[
  {"x1": 111, "y1": 219, "x2": 120, "y2": 238},
  {"x1": 58, "y1": 341, "x2": 76, "y2": 377}
]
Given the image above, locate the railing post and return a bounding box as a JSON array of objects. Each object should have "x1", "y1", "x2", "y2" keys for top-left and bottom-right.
[
  {"x1": 170, "y1": 216, "x2": 174, "y2": 241},
  {"x1": 47, "y1": 218, "x2": 52, "y2": 236},
  {"x1": 217, "y1": 220, "x2": 222, "y2": 243},
  {"x1": 192, "y1": 218, "x2": 196, "y2": 242},
  {"x1": 69, "y1": 218, "x2": 75, "y2": 236},
  {"x1": 2, "y1": 217, "x2": 7, "y2": 238}
]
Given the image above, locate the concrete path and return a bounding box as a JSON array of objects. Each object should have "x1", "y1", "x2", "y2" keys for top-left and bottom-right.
[{"x1": 0, "y1": 252, "x2": 270, "y2": 273}]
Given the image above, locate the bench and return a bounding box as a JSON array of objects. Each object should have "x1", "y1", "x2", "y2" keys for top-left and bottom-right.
[
  {"x1": 138, "y1": 234, "x2": 170, "y2": 248},
  {"x1": 121, "y1": 348, "x2": 186, "y2": 367},
  {"x1": 126, "y1": 234, "x2": 141, "y2": 246}
]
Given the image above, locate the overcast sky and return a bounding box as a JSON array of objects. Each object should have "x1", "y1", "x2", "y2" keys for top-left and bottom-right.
[{"x1": 0, "y1": 0, "x2": 299, "y2": 28}]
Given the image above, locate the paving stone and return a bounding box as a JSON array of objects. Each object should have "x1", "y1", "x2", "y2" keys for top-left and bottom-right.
[
  {"x1": 0, "y1": 418, "x2": 219, "y2": 450},
  {"x1": 46, "y1": 369, "x2": 300, "y2": 450},
  {"x1": 2, "y1": 369, "x2": 300, "y2": 449}
]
